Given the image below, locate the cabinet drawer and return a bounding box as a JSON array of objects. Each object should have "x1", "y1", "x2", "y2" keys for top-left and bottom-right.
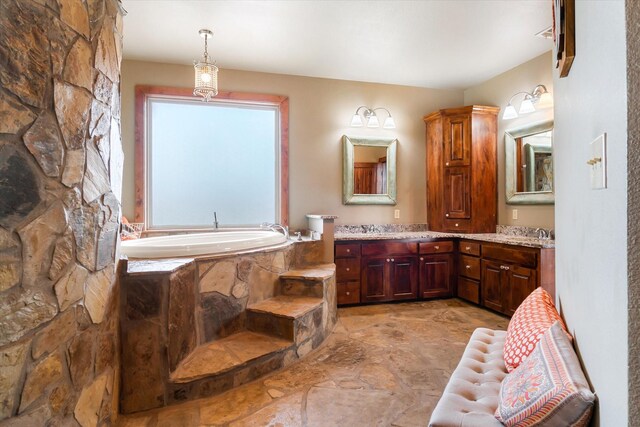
[
  {"x1": 361, "y1": 241, "x2": 418, "y2": 257},
  {"x1": 336, "y1": 244, "x2": 360, "y2": 258},
  {"x1": 336, "y1": 258, "x2": 360, "y2": 281},
  {"x1": 457, "y1": 277, "x2": 480, "y2": 304},
  {"x1": 337, "y1": 281, "x2": 360, "y2": 305},
  {"x1": 443, "y1": 218, "x2": 472, "y2": 232},
  {"x1": 482, "y1": 244, "x2": 537, "y2": 268},
  {"x1": 459, "y1": 255, "x2": 480, "y2": 280},
  {"x1": 459, "y1": 240, "x2": 480, "y2": 256},
  {"x1": 419, "y1": 241, "x2": 454, "y2": 254}
]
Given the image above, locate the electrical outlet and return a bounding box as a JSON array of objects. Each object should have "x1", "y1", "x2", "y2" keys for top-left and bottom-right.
[
  {"x1": 394, "y1": 209, "x2": 400, "y2": 219},
  {"x1": 512, "y1": 209, "x2": 518, "y2": 220}
]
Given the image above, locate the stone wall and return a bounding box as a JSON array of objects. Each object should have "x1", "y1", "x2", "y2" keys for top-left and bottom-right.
[{"x1": 0, "y1": 0, "x2": 123, "y2": 425}]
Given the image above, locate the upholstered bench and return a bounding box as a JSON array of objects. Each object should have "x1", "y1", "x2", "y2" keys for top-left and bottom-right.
[
  {"x1": 429, "y1": 288, "x2": 596, "y2": 427},
  {"x1": 429, "y1": 328, "x2": 507, "y2": 427}
]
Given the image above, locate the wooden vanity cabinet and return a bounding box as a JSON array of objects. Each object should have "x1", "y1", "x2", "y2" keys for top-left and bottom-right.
[
  {"x1": 335, "y1": 243, "x2": 361, "y2": 305},
  {"x1": 424, "y1": 105, "x2": 499, "y2": 233},
  {"x1": 418, "y1": 241, "x2": 455, "y2": 298},
  {"x1": 361, "y1": 242, "x2": 418, "y2": 303},
  {"x1": 457, "y1": 240, "x2": 481, "y2": 304},
  {"x1": 480, "y1": 243, "x2": 551, "y2": 316}
]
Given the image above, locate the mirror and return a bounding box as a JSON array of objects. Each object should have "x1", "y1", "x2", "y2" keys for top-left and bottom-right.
[
  {"x1": 343, "y1": 135, "x2": 397, "y2": 205},
  {"x1": 505, "y1": 120, "x2": 554, "y2": 204}
]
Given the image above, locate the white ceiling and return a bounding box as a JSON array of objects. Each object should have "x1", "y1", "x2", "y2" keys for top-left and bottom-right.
[{"x1": 122, "y1": 0, "x2": 553, "y2": 89}]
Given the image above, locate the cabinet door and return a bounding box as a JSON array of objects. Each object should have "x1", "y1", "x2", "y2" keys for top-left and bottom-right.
[
  {"x1": 444, "y1": 167, "x2": 471, "y2": 219},
  {"x1": 419, "y1": 254, "x2": 454, "y2": 298},
  {"x1": 443, "y1": 114, "x2": 471, "y2": 167},
  {"x1": 390, "y1": 256, "x2": 418, "y2": 300},
  {"x1": 505, "y1": 265, "x2": 537, "y2": 316},
  {"x1": 361, "y1": 257, "x2": 389, "y2": 302},
  {"x1": 481, "y1": 260, "x2": 504, "y2": 313}
]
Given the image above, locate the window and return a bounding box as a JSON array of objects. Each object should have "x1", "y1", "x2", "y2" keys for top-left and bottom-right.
[{"x1": 135, "y1": 86, "x2": 289, "y2": 230}]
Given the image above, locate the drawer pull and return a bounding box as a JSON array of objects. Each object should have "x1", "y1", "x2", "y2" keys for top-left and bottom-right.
[
  {"x1": 434, "y1": 245, "x2": 440, "y2": 250},
  {"x1": 466, "y1": 265, "x2": 471, "y2": 269},
  {"x1": 500, "y1": 265, "x2": 510, "y2": 270},
  {"x1": 465, "y1": 246, "x2": 471, "y2": 251},
  {"x1": 445, "y1": 213, "x2": 450, "y2": 217},
  {"x1": 346, "y1": 249, "x2": 351, "y2": 253},
  {"x1": 346, "y1": 267, "x2": 350, "y2": 272}
]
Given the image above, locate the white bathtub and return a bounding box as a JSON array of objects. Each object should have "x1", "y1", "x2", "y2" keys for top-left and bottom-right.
[{"x1": 120, "y1": 230, "x2": 289, "y2": 259}]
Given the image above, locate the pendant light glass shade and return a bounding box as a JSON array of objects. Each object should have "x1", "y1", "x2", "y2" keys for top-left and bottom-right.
[
  {"x1": 366, "y1": 114, "x2": 380, "y2": 128},
  {"x1": 518, "y1": 97, "x2": 535, "y2": 114},
  {"x1": 350, "y1": 114, "x2": 364, "y2": 127},
  {"x1": 382, "y1": 116, "x2": 396, "y2": 129},
  {"x1": 503, "y1": 104, "x2": 518, "y2": 120},
  {"x1": 193, "y1": 29, "x2": 218, "y2": 101}
]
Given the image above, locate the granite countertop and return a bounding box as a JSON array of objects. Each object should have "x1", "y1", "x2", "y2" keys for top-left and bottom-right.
[{"x1": 334, "y1": 231, "x2": 555, "y2": 249}]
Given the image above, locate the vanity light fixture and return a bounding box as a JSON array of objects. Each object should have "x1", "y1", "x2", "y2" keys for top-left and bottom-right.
[
  {"x1": 503, "y1": 85, "x2": 552, "y2": 120},
  {"x1": 193, "y1": 29, "x2": 219, "y2": 101},
  {"x1": 350, "y1": 106, "x2": 396, "y2": 129}
]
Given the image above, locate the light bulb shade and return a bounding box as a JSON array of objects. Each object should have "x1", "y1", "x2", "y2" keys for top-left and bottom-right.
[
  {"x1": 518, "y1": 98, "x2": 535, "y2": 114},
  {"x1": 382, "y1": 116, "x2": 396, "y2": 129},
  {"x1": 537, "y1": 92, "x2": 553, "y2": 108},
  {"x1": 194, "y1": 62, "x2": 219, "y2": 101},
  {"x1": 502, "y1": 104, "x2": 518, "y2": 120},
  {"x1": 350, "y1": 114, "x2": 364, "y2": 127},
  {"x1": 366, "y1": 114, "x2": 380, "y2": 128}
]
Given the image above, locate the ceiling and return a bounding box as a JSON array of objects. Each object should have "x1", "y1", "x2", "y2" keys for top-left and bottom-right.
[{"x1": 122, "y1": 0, "x2": 553, "y2": 90}]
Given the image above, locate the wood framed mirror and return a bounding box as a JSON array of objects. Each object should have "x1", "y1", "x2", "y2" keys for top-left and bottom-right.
[
  {"x1": 342, "y1": 135, "x2": 397, "y2": 205},
  {"x1": 505, "y1": 120, "x2": 554, "y2": 205}
]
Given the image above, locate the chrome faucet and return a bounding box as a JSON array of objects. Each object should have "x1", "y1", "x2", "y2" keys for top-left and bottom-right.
[
  {"x1": 213, "y1": 212, "x2": 219, "y2": 229},
  {"x1": 535, "y1": 228, "x2": 549, "y2": 240},
  {"x1": 262, "y1": 222, "x2": 290, "y2": 240}
]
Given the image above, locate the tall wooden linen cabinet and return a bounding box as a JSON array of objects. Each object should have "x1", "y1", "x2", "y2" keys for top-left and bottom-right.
[{"x1": 424, "y1": 105, "x2": 500, "y2": 233}]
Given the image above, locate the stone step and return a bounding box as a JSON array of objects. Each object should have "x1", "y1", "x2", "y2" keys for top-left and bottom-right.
[
  {"x1": 279, "y1": 263, "x2": 335, "y2": 281},
  {"x1": 247, "y1": 295, "x2": 323, "y2": 319},
  {"x1": 169, "y1": 331, "x2": 292, "y2": 384},
  {"x1": 279, "y1": 263, "x2": 335, "y2": 297},
  {"x1": 246, "y1": 296, "x2": 324, "y2": 343}
]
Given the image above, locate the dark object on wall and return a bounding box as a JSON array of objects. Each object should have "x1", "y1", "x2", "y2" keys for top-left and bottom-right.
[{"x1": 554, "y1": 0, "x2": 575, "y2": 78}]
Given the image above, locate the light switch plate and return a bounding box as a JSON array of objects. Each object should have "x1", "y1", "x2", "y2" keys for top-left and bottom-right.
[{"x1": 589, "y1": 133, "x2": 607, "y2": 190}]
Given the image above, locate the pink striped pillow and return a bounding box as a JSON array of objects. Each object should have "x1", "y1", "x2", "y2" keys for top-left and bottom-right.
[{"x1": 495, "y1": 321, "x2": 595, "y2": 426}]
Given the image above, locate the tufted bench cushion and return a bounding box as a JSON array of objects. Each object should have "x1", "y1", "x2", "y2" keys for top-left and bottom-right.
[{"x1": 429, "y1": 328, "x2": 507, "y2": 427}]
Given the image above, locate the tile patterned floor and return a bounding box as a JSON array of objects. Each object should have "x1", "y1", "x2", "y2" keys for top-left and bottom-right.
[{"x1": 118, "y1": 299, "x2": 509, "y2": 427}]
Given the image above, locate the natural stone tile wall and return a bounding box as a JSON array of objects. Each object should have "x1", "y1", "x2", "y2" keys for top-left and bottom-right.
[{"x1": 0, "y1": 0, "x2": 123, "y2": 424}]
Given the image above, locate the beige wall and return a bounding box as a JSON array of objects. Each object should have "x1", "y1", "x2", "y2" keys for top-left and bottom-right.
[
  {"x1": 553, "y1": 3, "x2": 628, "y2": 425},
  {"x1": 464, "y1": 52, "x2": 554, "y2": 228},
  {"x1": 121, "y1": 60, "x2": 463, "y2": 230}
]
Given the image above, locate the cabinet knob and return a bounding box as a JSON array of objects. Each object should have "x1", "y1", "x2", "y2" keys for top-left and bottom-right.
[
  {"x1": 434, "y1": 245, "x2": 440, "y2": 250},
  {"x1": 466, "y1": 265, "x2": 471, "y2": 269},
  {"x1": 391, "y1": 258, "x2": 395, "y2": 262},
  {"x1": 346, "y1": 291, "x2": 350, "y2": 296},
  {"x1": 445, "y1": 213, "x2": 449, "y2": 217},
  {"x1": 500, "y1": 265, "x2": 510, "y2": 270},
  {"x1": 420, "y1": 257, "x2": 424, "y2": 261},
  {"x1": 386, "y1": 258, "x2": 390, "y2": 262},
  {"x1": 465, "y1": 246, "x2": 471, "y2": 251},
  {"x1": 346, "y1": 267, "x2": 350, "y2": 271},
  {"x1": 346, "y1": 249, "x2": 350, "y2": 253},
  {"x1": 455, "y1": 223, "x2": 459, "y2": 227},
  {"x1": 445, "y1": 162, "x2": 450, "y2": 166}
]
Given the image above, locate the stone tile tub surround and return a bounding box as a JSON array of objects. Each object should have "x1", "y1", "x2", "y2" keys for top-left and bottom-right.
[
  {"x1": 0, "y1": 0, "x2": 124, "y2": 425},
  {"x1": 334, "y1": 224, "x2": 555, "y2": 248},
  {"x1": 119, "y1": 240, "x2": 337, "y2": 413}
]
